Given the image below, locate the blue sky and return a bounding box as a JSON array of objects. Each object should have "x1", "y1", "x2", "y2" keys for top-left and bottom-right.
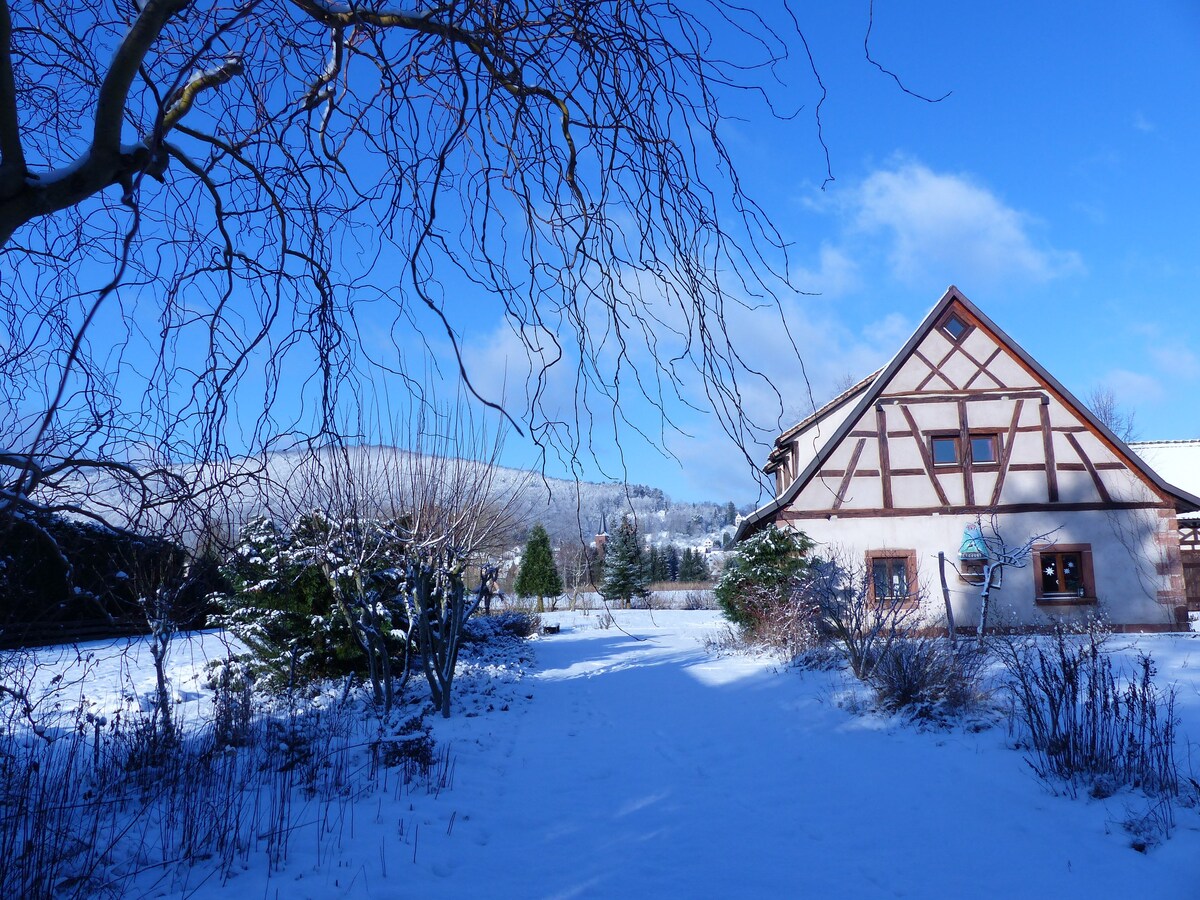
[
  {"x1": 463, "y1": 0, "x2": 1200, "y2": 505},
  {"x1": 35, "y1": 2, "x2": 1197, "y2": 511}
]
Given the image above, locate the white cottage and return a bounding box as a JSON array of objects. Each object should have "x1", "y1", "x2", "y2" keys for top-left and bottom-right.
[{"x1": 736, "y1": 287, "x2": 1199, "y2": 632}]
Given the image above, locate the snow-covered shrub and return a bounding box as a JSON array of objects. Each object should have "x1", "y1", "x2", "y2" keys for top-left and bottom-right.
[
  {"x1": 464, "y1": 610, "x2": 541, "y2": 641},
  {"x1": 702, "y1": 623, "x2": 747, "y2": 655},
  {"x1": 0, "y1": 512, "x2": 222, "y2": 646},
  {"x1": 804, "y1": 561, "x2": 920, "y2": 679},
  {"x1": 1124, "y1": 797, "x2": 1177, "y2": 852},
  {"x1": 734, "y1": 582, "x2": 824, "y2": 658},
  {"x1": 715, "y1": 526, "x2": 814, "y2": 628},
  {"x1": 998, "y1": 627, "x2": 1181, "y2": 798},
  {"x1": 217, "y1": 515, "x2": 500, "y2": 717},
  {"x1": 214, "y1": 514, "x2": 401, "y2": 690},
  {"x1": 372, "y1": 715, "x2": 436, "y2": 770},
  {"x1": 205, "y1": 656, "x2": 255, "y2": 748},
  {"x1": 868, "y1": 637, "x2": 987, "y2": 719}
]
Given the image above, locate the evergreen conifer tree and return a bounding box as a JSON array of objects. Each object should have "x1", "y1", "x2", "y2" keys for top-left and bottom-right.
[
  {"x1": 648, "y1": 544, "x2": 668, "y2": 582},
  {"x1": 678, "y1": 548, "x2": 711, "y2": 583},
  {"x1": 514, "y1": 524, "x2": 563, "y2": 613},
  {"x1": 665, "y1": 544, "x2": 680, "y2": 581},
  {"x1": 599, "y1": 517, "x2": 650, "y2": 609}
]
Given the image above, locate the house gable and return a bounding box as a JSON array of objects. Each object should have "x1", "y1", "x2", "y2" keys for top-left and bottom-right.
[
  {"x1": 738, "y1": 287, "x2": 1200, "y2": 538},
  {"x1": 764, "y1": 373, "x2": 875, "y2": 494}
]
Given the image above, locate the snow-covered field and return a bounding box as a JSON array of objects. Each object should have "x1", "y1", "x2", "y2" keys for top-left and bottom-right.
[{"x1": 4, "y1": 611, "x2": 1199, "y2": 898}]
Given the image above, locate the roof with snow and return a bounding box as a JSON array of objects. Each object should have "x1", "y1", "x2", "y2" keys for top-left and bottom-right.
[{"x1": 1129, "y1": 440, "x2": 1200, "y2": 520}]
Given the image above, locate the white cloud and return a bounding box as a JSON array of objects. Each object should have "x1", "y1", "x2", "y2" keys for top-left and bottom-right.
[
  {"x1": 794, "y1": 243, "x2": 861, "y2": 298},
  {"x1": 862, "y1": 312, "x2": 911, "y2": 349},
  {"x1": 1148, "y1": 343, "x2": 1200, "y2": 380},
  {"x1": 850, "y1": 161, "x2": 1082, "y2": 287},
  {"x1": 1100, "y1": 368, "x2": 1166, "y2": 407}
]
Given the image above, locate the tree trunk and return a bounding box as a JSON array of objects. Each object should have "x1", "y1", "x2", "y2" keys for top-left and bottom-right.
[
  {"x1": 938, "y1": 552, "x2": 956, "y2": 643},
  {"x1": 977, "y1": 563, "x2": 1000, "y2": 642}
]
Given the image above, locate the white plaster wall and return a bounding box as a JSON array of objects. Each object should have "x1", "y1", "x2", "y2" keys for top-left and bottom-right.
[
  {"x1": 888, "y1": 356, "x2": 935, "y2": 393},
  {"x1": 784, "y1": 508, "x2": 1174, "y2": 629},
  {"x1": 888, "y1": 435, "x2": 924, "y2": 470},
  {"x1": 960, "y1": 328, "x2": 995, "y2": 361},
  {"x1": 941, "y1": 352, "x2": 979, "y2": 388},
  {"x1": 986, "y1": 355, "x2": 1039, "y2": 390}
]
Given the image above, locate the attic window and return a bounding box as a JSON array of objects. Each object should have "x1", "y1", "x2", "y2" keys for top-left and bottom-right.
[
  {"x1": 941, "y1": 313, "x2": 969, "y2": 341},
  {"x1": 970, "y1": 435, "x2": 999, "y2": 464},
  {"x1": 931, "y1": 436, "x2": 960, "y2": 466}
]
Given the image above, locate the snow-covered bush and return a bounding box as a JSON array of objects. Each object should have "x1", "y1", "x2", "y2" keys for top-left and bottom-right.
[
  {"x1": 735, "y1": 582, "x2": 824, "y2": 658},
  {"x1": 715, "y1": 526, "x2": 814, "y2": 629},
  {"x1": 997, "y1": 627, "x2": 1181, "y2": 797},
  {"x1": 371, "y1": 715, "x2": 437, "y2": 770},
  {"x1": 805, "y1": 561, "x2": 920, "y2": 679},
  {"x1": 681, "y1": 589, "x2": 715, "y2": 610},
  {"x1": 214, "y1": 514, "x2": 403, "y2": 690},
  {"x1": 464, "y1": 610, "x2": 541, "y2": 641},
  {"x1": 205, "y1": 656, "x2": 255, "y2": 748},
  {"x1": 0, "y1": 512, "x2": 221, "y2": 646},
  {"x1": 217, "y1": 514, "x2": 516, "y2": 717},
  {"x1": 867, "y1": 637, "x2": 987, "y2": 719}
]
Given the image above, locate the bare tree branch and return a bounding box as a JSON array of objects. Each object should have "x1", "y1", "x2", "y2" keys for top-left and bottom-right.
[
  {"x1": 0, "y1": 2, "x2": 943, "y2": 567},
  {"x1": 864, "y1": 0, "x2": 951, "y2": 103}
]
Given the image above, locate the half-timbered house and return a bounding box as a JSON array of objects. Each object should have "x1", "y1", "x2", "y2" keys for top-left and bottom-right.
[{"x1": 735, "y1": 287, "x2": 1200, "y2": 632}]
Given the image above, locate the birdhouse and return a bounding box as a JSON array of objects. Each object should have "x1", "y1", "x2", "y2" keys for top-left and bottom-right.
[{"x1": 959, "y1": 524, "x2": 988, "y2": 561}]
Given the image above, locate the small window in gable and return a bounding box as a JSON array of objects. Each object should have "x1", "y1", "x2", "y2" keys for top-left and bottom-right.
[
  {"x1": 931, "y1": 435, "x2": 959, "y2": 466},
  {"x1": 941, "y1": 313, "x2": 969, "y2": 341},
  {"x1": 970, "y1": 434, "x2": 999, "y2": 464}
]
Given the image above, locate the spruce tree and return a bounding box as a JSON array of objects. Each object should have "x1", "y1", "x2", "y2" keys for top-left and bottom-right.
[
  {"x1": 678, "y1": 548, "x2": 711, "y2": 583},
  {"x1": 648, "y1": 544, "x2": 668, "y2": 583},
  {"x1": 599, "y1": 517, "x2": 650, "y2": 609},
  {"x1": 665, "y1": 544, "x2": 680, "y2": 581},
  {"x1": 514, "y1": 524, "x2": 563, "y2": 613}
]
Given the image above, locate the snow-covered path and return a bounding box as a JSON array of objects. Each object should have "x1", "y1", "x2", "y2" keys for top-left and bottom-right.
[
  {"x1": 416, "y1": 612, "x2": 1199, "y2": 899},
  {"x1": 20, "y1": 612, "x2": 1197, "y2": 898}
]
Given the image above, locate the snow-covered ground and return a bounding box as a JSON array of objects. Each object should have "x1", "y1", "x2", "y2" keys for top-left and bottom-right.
[{"x1": 5, "y1": 611, "x2": 1199, "y2": 898}]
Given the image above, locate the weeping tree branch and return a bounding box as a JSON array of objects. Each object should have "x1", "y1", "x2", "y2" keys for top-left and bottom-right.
[{"x1": 0, "y1": 0, "x2": 941, "y2": 561}]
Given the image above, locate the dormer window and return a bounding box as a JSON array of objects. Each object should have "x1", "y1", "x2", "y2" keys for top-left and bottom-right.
[{"x1": 941, "y1": 313, "x2": 969, "y2": 341}]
